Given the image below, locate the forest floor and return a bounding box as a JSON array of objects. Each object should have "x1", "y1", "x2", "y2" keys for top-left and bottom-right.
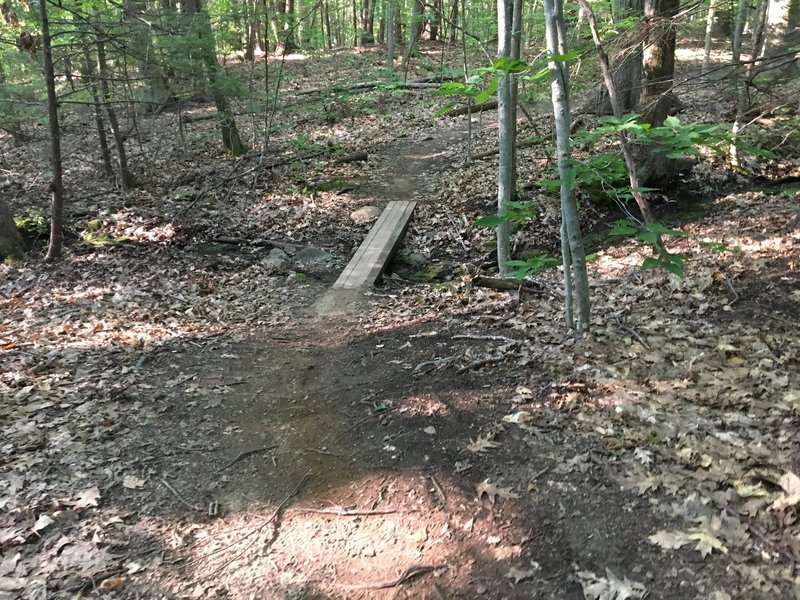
[{"x1": 2, "y1": 44, "x2": 800, "y2": 599}]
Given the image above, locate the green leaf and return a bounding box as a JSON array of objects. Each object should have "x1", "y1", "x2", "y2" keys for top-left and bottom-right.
[
  {"x1": 646, "y1": 223, "x2": 687, "y2": 236},
  {"x1": 475, "y1": 90, "x2": 492, "y2": 105},
  {"x1": 608, "y1": 224, "x2": 636, "y2": 236},
  {"x1": 434, "y1": 102, "x2": 457, "y2": 118},
  {"x1": 493, "y1": 57, "x2": 529, "y2": 74},
  {"x1": 476, "y1": 215, "x2": 506, "y2": 227},
  {"x1": 637, "y1": 231, "x2": 661, "y2": 244},
  {"x1": 549, "y1": 50, "x2": 580, "y2": 63}
]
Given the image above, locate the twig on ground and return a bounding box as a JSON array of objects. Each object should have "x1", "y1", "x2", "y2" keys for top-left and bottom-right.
[
  {"x1": 612, "y1": 315, "x2": 650, "y2": 351},
  {"x1": 160, "y1": 478, "x2": 202, "y2": 512},
  {"x1": 194, "y1": 471, "x2": 311, "y2": 577},
  {"x1": 453, "y1": 334, "x2": 521, "y2": 344},
  {"x1": 457, "y1": 355, "x2": 505, "y2": 374},
  {"x1": 291, "y1": 506, "x2": 400, "y2": 516},
  {"x1": 337, "y1": 564, "x2": 448, "y2": 590},
  {"x1": 216, "y1": 446, "x2": 278, "y2": 473},
  {"x1": 413, "y1": 355, "x2": 458, "y2": 374},
  {"x1": 429, "y1": 475, "x2": 446, "y2": 503}
]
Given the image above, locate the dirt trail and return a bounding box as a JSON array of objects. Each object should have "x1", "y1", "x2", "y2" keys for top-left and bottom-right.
[{"x1": 113, "y1": 128, "x2": 723, "y2": 600}]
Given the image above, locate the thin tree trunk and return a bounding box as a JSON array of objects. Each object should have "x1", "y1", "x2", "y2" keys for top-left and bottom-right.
[
  {"x1": 544, "y1": 0, "x2": 590, "y2": 333},
  {"x1": 83, "y1": 47, "x2": 114, "y2": 178},
  {"x1": 323, "y1": 0, "x2": 333, "y2": 48},
  {"x1": 196, "y1": 0, "x2": 247, "y2": 155},
  {"x1": 430, "y1": 0, "x2": 441, "y2": 41},
  {"x1": 96, "y1": 40, "x2": 137, "y2": 189},
  {"x1": 449, "y1": 0, "x2": 459, "y2": 43},
  {"x1": 577, "y1": 0, "x2": 654, "y2": 223},
  {"x1": 386, "y1": 0, "x2": 395, "y2": 66},
  {"x1": 40, "y1": 0, "x2": 64, "y2": 261},
  {"x1": 406, "y1": 0, "x2": 424, "y2": 57},
  {"x1": 702, "y1": 0, "x2": 716, "y2": 77},
  {"x1": 496, "y1": 0, "x2": 514, "y2": 276},
  {"x1": 731, "y1": 0, "x2": 768, "y2": 168},
  {"x1": 732, "y1": 0, "x2": 748, "y2": 63}
]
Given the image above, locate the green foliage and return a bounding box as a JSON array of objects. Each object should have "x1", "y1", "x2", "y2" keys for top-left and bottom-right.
[
  {"x1": 14, "y1": 211, "x2": 49, "y2": 241},
  {"x1": 505, "y1": 254, "x2": 560, "y2": 280},
  {"x1": 476, "y1": 200, "x2": 540, "y2": 227},
  {"x1": 609, "y1": 220, "x2": 688, "y2": 277}
]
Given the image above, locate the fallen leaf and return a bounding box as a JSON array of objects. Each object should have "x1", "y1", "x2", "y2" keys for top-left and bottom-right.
[
  {"x1": 32, "y1": 514, "x2": 54, "y2": 534},
  {"x1": 423, "y1": 426, "x2": 436, "y2": 435},
  {"x1": 74, "y1": 486, "x2": 101, "y2": 509},
  {"x1": 467, "y1": 435, "x2": 500, "y2": 454},
  {"x1": 476, "y1": 479, "x2": 519, "y2": 505},
  {"x1": 506, "y1": 565, "x2": 539, "y2": 584},
  {"x1": 576, "y1": 567, "x2": 647, "y2": 600},
  {"x1": 123, "y1": 476, "x2": 146, "y2": 489},
  {"x1": 501, "y1": 411, "x2": 532, "y2": 424},
  {"x1": 648, "y1": 529, "x2": 690, "y2": 550}
]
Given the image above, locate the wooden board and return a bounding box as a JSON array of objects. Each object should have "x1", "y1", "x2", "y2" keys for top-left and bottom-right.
[{"x1": 333, "y1": 201, "x2": 416, "y2": 289}]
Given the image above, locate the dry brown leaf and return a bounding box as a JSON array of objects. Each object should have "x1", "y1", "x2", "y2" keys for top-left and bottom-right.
[
  {"x1": 467, "y1": 435, "x2": 500, "y2": 454},
  {"x1": 476, "y1": 479, "x2": 519, "y2": 505}
]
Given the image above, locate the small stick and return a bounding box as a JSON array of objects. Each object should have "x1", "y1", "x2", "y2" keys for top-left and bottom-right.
[
  {"x1": 216, "y1": 446, "x2": 278, "y2": 473},
  {"x1": 612, "y1": 315, "x2": 650, "y2": 351},
  {"x1": 457, "y1": 355, "x2": 504, "y2": 374},
  {"x1": 337, "y1": 564, "x2": 447, "y2": 590},
  {"x1": 160, "y1": 478, "x2": 202, "y2": 512},
  {"x1": 453, "y1": 334, "x2": 521, "y2": 344},
  {"x1": 429, "y1": 475, "x2": 446, "y2": 503},
  {"x1": 291, "y1": 507, "x2": 400, "y2": 516}
]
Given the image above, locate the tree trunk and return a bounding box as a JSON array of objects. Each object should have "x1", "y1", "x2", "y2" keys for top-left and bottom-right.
[
  {"x1": 406, "y1": 0, "x2": 424, "y2": 57},
  {"x1": 323, "y1": 0, "x2": 333, "y2": 48},
  {"x1": 702, "y1": 0, "x2": 716, "y2": 77},
  {"x1": 386, "y1": 0, "x2": 396, "y2": 67},
  {"x1": 196, "y1": 0, "x2": 247, "y2": 155},
  {"x1": 96, "y1": 40, "x2": 137, "y2": 189},
  {"x1": 765, "y1": 0, "x2": 800, "y2": 64},
  {"x1": 430, "y1": 0, "x2": 441, "y2": 41},
  {"x1": 40, "y1": 0, "x2": 65, "y2": 261},
  {"x1": 83, "y1": 47, "x2": 114, "y2": 178},
  {"x1": 449, "y1": 0, "x2": 458, "y2": 43},
  {"x1": 637, "y1": 0, "x2": 679, "y2": 185},
  {"x1": 612, "y1": 0, "x2": 643, "y2": 112},
  {"x1": 0, "y1": 198, "x2": 24, "y2": 260},
  {"x1": 544, "y1": 0, "x2": 591, "y2": 333},
  {"x1": 496, "y1": 0, "x2": 516, "y2": 276},
  {"x1": 360, "y1": 0, "x2": 375, "y2": 43},
  {"x1": 732, "y1": 0, "x2": 769, "y2": 168}
]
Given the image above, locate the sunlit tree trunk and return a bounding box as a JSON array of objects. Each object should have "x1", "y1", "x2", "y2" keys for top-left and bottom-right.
[
  {"x1": 544, "y1": 0, "x2": 591, "y2": 333},
  {"x1": 496, "y1": 0, "x2": 514, "y2": 276},
  {"x1": 386, "y1": 0, "x2": 396, "y2": 66},
  {"x1": 702, "y1": 0, "x2": 716, "y2": 77},
  {"x1": 360, "y1": 0, "x2": 375, "y2": 43},
  {"x1": 40, "y1": 0, "x2": 64, "y2": 261}
]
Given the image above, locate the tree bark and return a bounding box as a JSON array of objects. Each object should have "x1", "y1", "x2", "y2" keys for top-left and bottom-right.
[
  {"x1": 544, "y1": 0, "x2": 591, "y2": 333},
  {"x1": 0, "y1": 198, "x2": 24, "y2": 260},
  {"x1": 39, "y1": 0, "x2": 65, "y2": 261},
  {"x1": 702, "y1": 0, "x2": 716, "y2": 77},
  {"x1": 406, "y1": 0, "x2": 424, "y2": 57},
  {"x1": 82, "y1": 47, "x2": 114, "y2": 178},
  {"x1": 96, "y1": 40, "x2": 137, "y2": 189},
  {"x1": 496, "y1": 0, "x2": 514, "y2": 276},
  {"x1": 386, "y1": 0, "x2": 396, "y2": 67}
]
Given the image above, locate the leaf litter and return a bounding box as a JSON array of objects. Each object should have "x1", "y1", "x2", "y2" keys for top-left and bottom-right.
[{"x1": 1, "y1": 47, "x2": 799, "y2": 599}]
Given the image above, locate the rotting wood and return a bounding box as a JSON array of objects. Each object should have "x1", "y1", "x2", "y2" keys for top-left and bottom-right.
[
  {"x1": 446, "y1": 99, "x2": 498, "y2": 117},
  {"x1": 471, "y1": 276, "x2": 547, "y2": 293},
  {"x1": 333, "y1": 150, "x2": 368, "y2": 164},
  {"x1": 296, "y1": 75, "x2": 457, "y2": 96},
  {"x1": 333, "y1": 201, "x2": 416, "y2": 289}
]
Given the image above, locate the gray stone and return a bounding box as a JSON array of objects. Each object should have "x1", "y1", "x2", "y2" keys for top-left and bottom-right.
[
  {"x1": 350, "y1": 205, "x2": 382, "y2": 224},
  {"x1": 295, "y1": 246, "x2": 332, "y2": 267},
  {"x1": 406, "y1": 253, "x2": 427, "y2": 266},
  {"x1": 262, "y1": 247, "x2": 289, "y2": 272}
]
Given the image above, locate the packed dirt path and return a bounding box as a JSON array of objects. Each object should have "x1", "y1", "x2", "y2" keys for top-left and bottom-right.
[{"x1": 96, "y1": 131, "x2": 730, "y2": 600}]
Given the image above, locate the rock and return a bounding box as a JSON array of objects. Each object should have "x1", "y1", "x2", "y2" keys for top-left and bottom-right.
[
  {"x1": 350, "y1": 205, "x2": 382, "y2": 224},
  {"x1": 405, "y1": 253, "x2": 427, "y2": 266},
  {"x1": 262, "y1": 247, "x2": 289, "y2": 272},
  {"x1": 294, "y1": 246, "x2": 332, "y2": 267}
]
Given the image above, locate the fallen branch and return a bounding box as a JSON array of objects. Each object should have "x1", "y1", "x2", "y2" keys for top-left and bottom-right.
[
  {"x1": 453, "y1": 334, "x2": 521, "y2": 344},
  {"x1": 457, "y1": 355, "x2": 505, "y2": 374},
  {"x1": 160, "y1": 478, "x2": 202, "y2": 512},
  {"x1": 337, "y1": 564, "x2": 447, "y2": 590},
  {"x1": 446, "y1": 99, "x2": 498, "y2": 117},
  {"x1": 216, "y1": 446, "x2": 278, "y2": 473},
  {"x1": 297, "y1": 75, "x2": 457, "y2": 96},
  {"x1": 333, "y1": 150, "x2": 368, "y2": 164},
  {"x1": 471, "y1": 276, "x2": 547, "y2": 293}
]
